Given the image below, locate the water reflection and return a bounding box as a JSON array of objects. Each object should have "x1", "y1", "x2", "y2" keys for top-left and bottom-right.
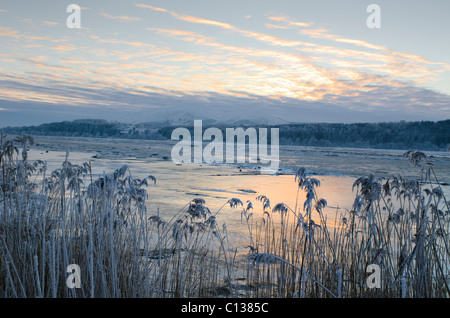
[
  {"x1": 28, "y1": 148, "x2": 357, "y2": 232},
  {"x1": 27, "y1": 141, "x2": 450, "y2": 243}
]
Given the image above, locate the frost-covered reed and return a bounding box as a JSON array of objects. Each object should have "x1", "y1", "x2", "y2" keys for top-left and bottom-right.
[
  {"x1": 0, "y1": 134, "x2": 232, "y2": 297},
  {"x1": 243, "y1": 150, "x2": 450, "y2": 298},
  {"x1": 1, "y1": 133, "x2": 449, "y2": 298}
]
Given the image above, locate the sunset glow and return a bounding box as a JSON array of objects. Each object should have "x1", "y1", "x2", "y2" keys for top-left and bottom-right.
[{"x1": 0, "y1": 1, "x2": 449, "y2": 126}]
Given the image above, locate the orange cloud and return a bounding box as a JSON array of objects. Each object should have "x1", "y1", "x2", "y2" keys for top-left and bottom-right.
[
  {"x1": 334, "y1": 38, "x2": 385, "y2": 51},
  {"x1": 99, "y1": 12, "x2": 142, "y2": 22},
  {"x1": 140, "y1": 4, "x2": 309, "y2": 48},
  {"x1": 264, "y1": 23, "x2": 289, "y2": 29},
  {"x1": 60, "y1": 58, "x2": 91, "y2": 64},
  {"x1": 268, "y1": 16, "x2": 311, "y2": 28},
  {"x1": 174, "y1": 14, "x2": 235, "y2": 30},
  {"x1": 1, "y1": 3, "x2": 447, "y2": 109},
  {"x1": 0, "y1": 88, "x2": 94, "y2": 106},
  {"x1": 135, "y1": 3, "x2": 167, "y2": 12},
  {"x1": 0, "y1": 26, "x2": 49, "y2": 40},
  {"x1": 0, "y1": 26, "x2": 20, "y2": 38},
  {"x1": 40, "y1": 20, "x2": 59, "y2": 26},
  {"x1": 51, "y1": 44, "x2": 77, "y2": 52}
]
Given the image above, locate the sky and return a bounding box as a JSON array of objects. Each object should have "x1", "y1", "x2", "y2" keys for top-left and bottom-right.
[{"x1": 0, "y1": 0, "x2": 449, "y2": 127}]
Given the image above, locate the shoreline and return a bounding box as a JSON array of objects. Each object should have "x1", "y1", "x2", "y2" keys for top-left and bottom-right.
[{"x1": 26, "y1": 134, "x2": 450, "y2": 182}]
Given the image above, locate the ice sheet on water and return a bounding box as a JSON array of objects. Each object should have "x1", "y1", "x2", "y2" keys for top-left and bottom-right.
[{"x1": 26, "y1": 136, "x2": 450, "y2": 207}]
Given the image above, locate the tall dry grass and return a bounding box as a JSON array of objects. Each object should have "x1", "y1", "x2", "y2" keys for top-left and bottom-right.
[
  {"x1": 243, "y1": 151, "x2": 450, "y2": 298},
  {"x1": 0, "y1": 134, "x2": 233, "y2": 297},
  {"x1": 1, "y1": 133, "x2": 449, "y2": 298}
]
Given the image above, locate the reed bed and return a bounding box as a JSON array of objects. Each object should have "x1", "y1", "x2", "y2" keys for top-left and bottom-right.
[
  {"x1": 1, "y1": 134, "x2": 449, "y2": 298},
  {"x1": 0, "y1": 134, "x2": 238, "y2": 298},
  {"x1": 243, "y1": 151, "x2": 450, "y2": 298}
]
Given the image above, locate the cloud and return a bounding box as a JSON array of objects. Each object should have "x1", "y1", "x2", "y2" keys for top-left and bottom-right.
[
  {"x1": 94, "y1": 36, "x2": 155, "y2": 48},
  {"x1": 135, "y1": 3, "x2": 167, "y2": 12},
  {"x1": 298, "y1": 26, "x2": 449, "y2": 76},
  {"x1": 50, "y1": 44, "x2": 77, "y2": 52},
  {"x1": 240, "y1": 29, "x2": 308, "y2": 47},
  {"x1": 60, "y1": 58, "x2": 91, "y2": 64},
  {"x1": 301, "y1": 28, "x2": 385, "y2": 51},
  {"x1": 144, "y1": 23, "x2": 450, "y2": 103},
  {"x1": 267, "y1": 16, "x2": 311, "y2": 28},
  {"x1": 40, "y1": 20, "x2": 59, "y2": 26},
  {"x1": 0, "y1": 2, "x2": 448, "y2": 127},
  {"x1": 28, "y1": 61, "x2": 72, "y2": 72},
  {"x1": 136, "y1": 0, "x2": 447, "y2": 89},
  {"x1": 264, "y1": 23, "x2": 289, "y2": 29},
  {"x1": 0, "y1": 26, "x2": 20, "y2": 38},
  {"x1": 139, "y1": 4, "x2": 309, "y2": 48},
  {"x1": 0, "y1": 26, "x2": 49, "y2": 40},
  {"x1": 1, "y1": 77, "x2": 448, "y2": 128},
  {"x1": 99, "y1": 12, "x2": 142, "y2": 22},
  {"x1": 174, "y1": 15, "x2": 235, "y2": 30},
  {"x1": 334, "y1": 38, "x2": 385, "y2": 51}
]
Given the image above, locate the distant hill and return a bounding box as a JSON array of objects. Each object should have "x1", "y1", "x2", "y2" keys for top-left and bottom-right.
[{"x1": 2, "y1": 118, "x2": 449, "y2": 151}]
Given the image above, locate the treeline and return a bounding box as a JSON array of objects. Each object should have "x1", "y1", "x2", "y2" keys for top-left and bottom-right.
[
  {"x1": 2, "y1": 119, "x2": 164, "y2": 140},
  {"x1": 2, "y1": 119, "x2": 449, "y2": 151},
  {"x1": 3, "y1": 119, "x2": 122, "y2": 138},
  {"x1": 275, "y1": 120, "x2": 450, "y2": 151},
  {"x1": 159, "y1": 120, "x2": 450, "y2": 151}
]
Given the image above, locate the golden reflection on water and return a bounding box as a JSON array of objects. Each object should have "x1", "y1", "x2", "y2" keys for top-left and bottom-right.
[
  {"x1": 27, "y1": 147, "x2": 449, "y2": 243},
  {"x1": 129, "y1": 159, "x2": 361, "y2": 236},
  {"x1": 202, "y1": 173, "x2": 358, "y2": 231},
  {"x1": 28, "y1": 148, "x2": 360, "y2": 235}
]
